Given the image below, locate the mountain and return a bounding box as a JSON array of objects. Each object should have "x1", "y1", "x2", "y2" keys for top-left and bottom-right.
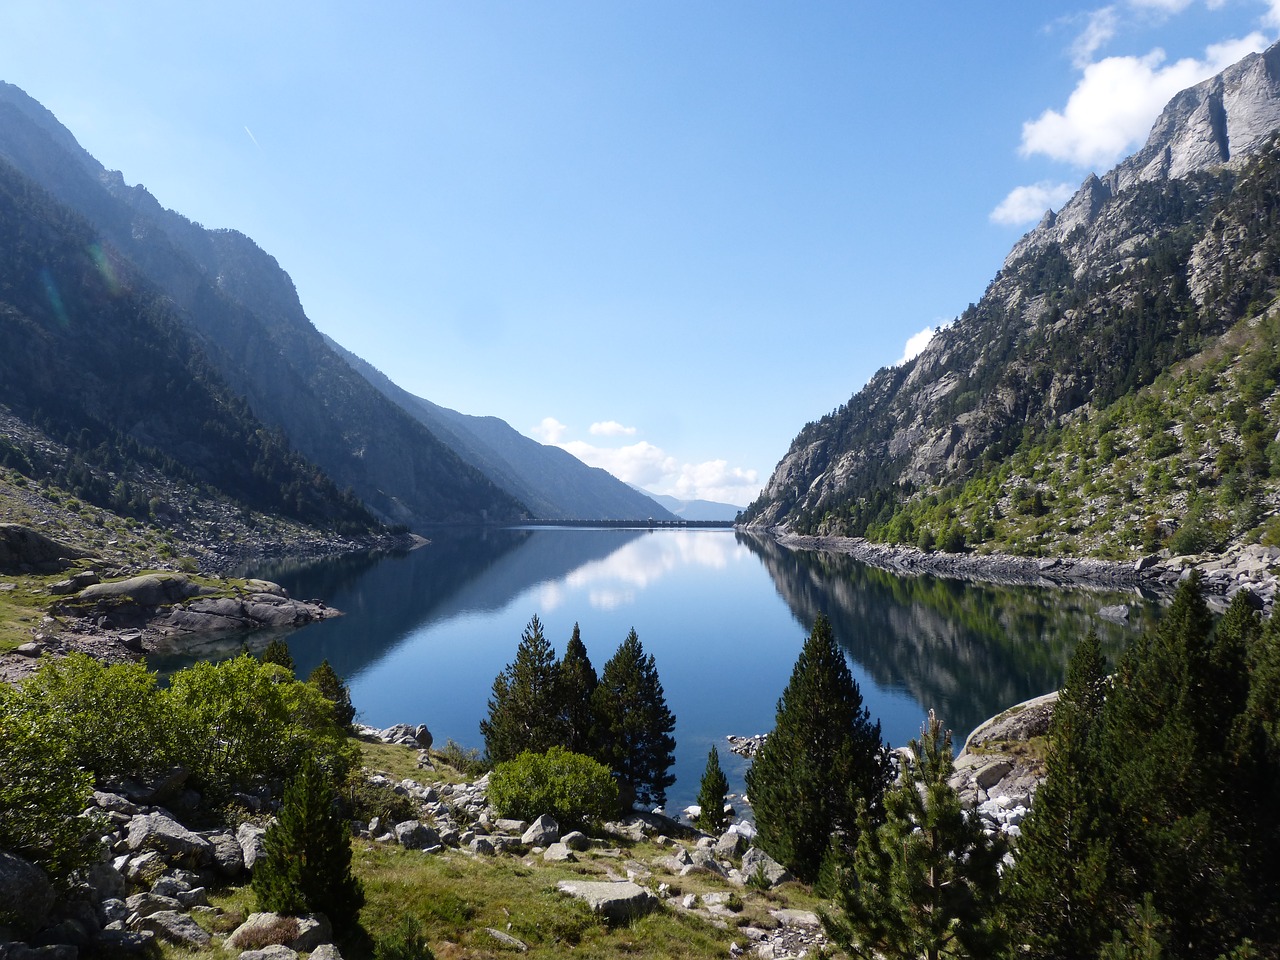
[
  {"x1": 640, "y1": 490, "x2": 742, "y2": 522},
  {"x1": 0, "y1": 155, "x2": 376, "y2": 535},
  {"x1": 323, "y1": 337, "x2": 678, "y2": 521},
  {"x1": 0, "y1": 81, "x2": 525, "y2": 528},
  {"x1": 744, "y1": 41, "x2": 1280, "y2": 560}
]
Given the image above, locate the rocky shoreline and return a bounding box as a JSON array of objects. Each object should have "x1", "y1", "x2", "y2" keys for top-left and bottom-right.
[{"x1": 765, "y1": 530, "x2": 1280, "y2": 616}]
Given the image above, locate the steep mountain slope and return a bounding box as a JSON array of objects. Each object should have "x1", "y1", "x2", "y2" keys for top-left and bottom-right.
[
  {"x1": 324, "y1": 337, "x2": 677, "y2": 521},
  {"x1": 744, "y1": 41, "x2": 1280, "y2": 560},
  {"x1": 0, "y1": 156, "x2": 375, "y2": 536},
  {"x1": 0, "y1": 82, "x2": 525, "y2": 528}
]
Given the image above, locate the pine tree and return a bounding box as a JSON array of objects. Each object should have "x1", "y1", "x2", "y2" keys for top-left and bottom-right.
[
  {"x1": 1003, "y1": 631, "x2": 1117, "y2": 958},
  {"x1": 1102, "y1": 576, "x2": 1259, "y2": 957},
  {"x1": 695, "y1": 745, "x2": 730, "y2": 835},
  {"x1": 252, "y1": 753, "x2": 364, "y2": 931},
  {"x1": 593, "y1": 628, "x2": 677, "y2": 809},
  {"x1": 745, "y1": 614, "x2": 891, "y2": 882},
  {"x1": 559, "y1": 623, "x2": 599, "y2": 756},
  {"x1": 823, "y1": 711, "x2": 1006, "y2": 960},
  {"x1": 260, "y1": 637, "x2": 295, "y2": 675},
  {"x1": 307, "y1": 659, "x2": 356, "y2": 727},
  {"x1": 480, "y1": 615, "x2": 566, "y2": 764}
]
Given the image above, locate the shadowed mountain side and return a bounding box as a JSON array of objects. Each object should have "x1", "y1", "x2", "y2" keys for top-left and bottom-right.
[
  {"x1": 154, "y1": 527, "x2": 649, "y2": 683},
  {"x1": 323, "y1": 336, "x2": 677, "y2": 522},
  {"x1": 0, "y1": 81, "x2": 525, "y2": 527},
  {"x1": 737, "y1": 532, "x2": 1153, "y2": 736}
]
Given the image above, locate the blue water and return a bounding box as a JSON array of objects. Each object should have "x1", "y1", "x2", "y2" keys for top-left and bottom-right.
[{"x1": 184, "y1": 527, "x2": 1158, "y2": 814}]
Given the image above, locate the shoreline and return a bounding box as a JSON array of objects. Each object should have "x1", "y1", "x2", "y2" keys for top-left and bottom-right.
[{"x1": 746, "y1": 528, "x2": 1279, "y2": 615}]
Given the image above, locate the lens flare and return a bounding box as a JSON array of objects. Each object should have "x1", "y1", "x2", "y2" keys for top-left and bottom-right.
[{"x1": 39, "y1": 267, "x2": 70, "y2": 328}]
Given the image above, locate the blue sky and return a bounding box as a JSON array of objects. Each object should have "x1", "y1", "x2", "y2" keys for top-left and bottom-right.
[{"x1": 2, "y1": 2, "x2": 1277, "y2": 506}]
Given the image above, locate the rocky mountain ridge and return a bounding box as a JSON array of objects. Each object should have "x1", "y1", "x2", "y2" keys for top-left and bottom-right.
[{"x1": 743, "y1": 39, "x2": 1280, "y2": 559}]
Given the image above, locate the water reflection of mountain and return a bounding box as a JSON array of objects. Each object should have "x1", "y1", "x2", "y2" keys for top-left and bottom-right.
[
  {"x1": 154, "y1": 527, "x2": 647, "y2": 681},
  {"x1": 739, "y1": 532, "x2": 1159, "y2": 736}
]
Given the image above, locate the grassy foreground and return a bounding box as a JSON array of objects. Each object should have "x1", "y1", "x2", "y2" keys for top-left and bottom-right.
[{"x1": 170, "y1": 739, "x2": 830, "y2": 960}]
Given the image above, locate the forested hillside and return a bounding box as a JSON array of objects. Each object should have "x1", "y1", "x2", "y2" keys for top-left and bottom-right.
[{"x1": 0, "y1": 157, "x2": 375, "y2": 537}]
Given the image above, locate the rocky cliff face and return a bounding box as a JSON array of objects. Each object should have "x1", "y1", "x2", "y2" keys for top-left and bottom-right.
[{"x1": 744, "y1": 40, "x2": 1280, "y2": 534}]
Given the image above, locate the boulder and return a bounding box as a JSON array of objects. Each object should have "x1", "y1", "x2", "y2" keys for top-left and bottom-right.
[
  {"x1": 0, "y1": 523, "x2": 91, "y2": 574},
  {"x1": 126, "y1": 812, "x2": 212, "y2": 864},
  {"x1": 206, "y1": 831, "x2": 246, "y2": 877},
  {"x1": 714, "y1": 829, "x2": 746, "y2": 859},
  {"x1": 483, "y1": 928, "x2": 528, "y2": 952},
  {"x1": 236, "y1": 946, "x2": 299, "y2": 960},
  {"x1": 227, "y1": 913, "x2": 332, "y2": 952},
  {"x1": 542, "y1": 843, "x2": 576, "y2": 862},
  {"x1": 740, "y1": 847, "x2": 793, "y2": 888},
  {"x1": 560, "y1": 830, "x2": 590, "y2": 851},
  {"x1": 0, "y1": 851, "x2": 56, "y2": 932},
  {"x1": 555, "y1": 880, "x2": 659, "y2": 923},
  {"x1": 237, "y1": 823, "x2": 269, "y2": 871},
  {"x1": 132, "y1": 910, "x2": 212, "y2": 947},
  {"x1": 521, "y1": 815, "x2": 559, "y2": 847},
  {"x1": 93, "y1": 928, "x2": 156, "y2": 954},
  {"x1": 393, "y1": 821, "x2": 440, "y2": 851},
  {"x1": 125, "y1": 892, "x2": 185, "y2": 918}
]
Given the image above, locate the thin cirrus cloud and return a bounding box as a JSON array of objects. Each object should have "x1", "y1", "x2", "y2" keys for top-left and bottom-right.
[{"x1": 532, "y1": 419, "x2": 760, "y2": 506}]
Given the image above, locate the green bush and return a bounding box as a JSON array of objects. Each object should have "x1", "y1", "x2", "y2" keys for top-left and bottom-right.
[
  {"x1": 374, "y1": 916, "x2": 435, "y2": 960},
  {"x1": 164, "y1": 654, "x2": 356, "y2": 803},
  {"x1": 0, "y1": 689, "x2": 97, "y2": 886},
  {"x1": 488, "y1": 746, "x2": 618, "y2": 828},
  {"x1": 15, "y1": 653, "x2": 177, "y2": 784}
]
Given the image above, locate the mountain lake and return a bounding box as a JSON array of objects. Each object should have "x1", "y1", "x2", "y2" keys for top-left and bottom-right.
[{"x1": 151, "y1": 526, "x2": 1163, "y2": 815}]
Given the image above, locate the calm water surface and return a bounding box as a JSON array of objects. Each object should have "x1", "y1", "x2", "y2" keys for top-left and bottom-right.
[{"x1": 166, "y1": 527, "x2": 1161, "y2": 813}]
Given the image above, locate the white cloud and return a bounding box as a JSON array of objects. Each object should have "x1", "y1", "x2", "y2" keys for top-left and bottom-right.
[
  {"x1": 990, "y1": 181, "x2": 1078, "y2": 226},
  {"x1": 895, "y1": 325, "x2": 944, "y2": 366},
  {"x1": 532, "y1": 416, "x2": 568, "y2": 443},
  {"x1": 588, "y1": 420, "x2": 637, "y2": 437},
  {"x1": 1264, "y1": 0, "x2": 1280, "y2": 28},
  {"x1": 548, "y1": 427, "x2": 760, "y2": 506},
  {"x1": 1072, "y1": 7, "x2": 1119, "y2": 67},
  {"x1": 1021, "y1": 34, "x2": 1268, "y2": 168}
]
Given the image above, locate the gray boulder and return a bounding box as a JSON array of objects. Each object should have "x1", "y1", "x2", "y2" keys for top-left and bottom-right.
[
  {"x1": 393, "y1": 821, "x2": 440, "y2": 851},
  {"x1": 555, "y1": 880, "x2": 659, "y2": 923},
  {"x1": 227, "y1": 912, "x2": 332, "y2": 952},
  {"x1": 132, "y1": 910, "x2": 211, "y2": 947},
  {"x1": 126, "y1": 812, "x2": 212, "y2": 864},
  {"x1": 740, "y1": 847, "x2": 793, "y2": 888},
  {"x1": 0, "y1": 851, "x2": 55, "y2": 933},
  {"x1": 714, "y1": 829, "x2": 745, "y2": 859},
  {"x1": 237, "y1": 823, "x2": 269, "y2": 871},
  {"x1": 237, "y1": 946, "x2": 298, "y2": 960},
  {"x1": 521, "y1": 815, "x2": 559, "y2": 846},
  {"x1": 560, "y1": 830, "x2": 590, "y2": 851},
  {"x1": 206, "y1": 831, "x2": 246, "y2": 877}
]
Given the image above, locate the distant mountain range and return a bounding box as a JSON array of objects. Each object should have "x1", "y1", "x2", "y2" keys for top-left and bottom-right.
[
  {"x1": 0, "y1": 81, "x2": 673, "y2": 529},
  {"x1": 636, "y1": 489, "x2": 742, "y2": 522},
  {"x1": 744, "y1": 41, "x2": 1280, "y2": 561}
]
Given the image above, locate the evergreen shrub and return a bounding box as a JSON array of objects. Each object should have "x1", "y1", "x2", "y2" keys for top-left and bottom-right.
[{"x1": 488, "y1": 746, "x2": 618, "y2": 828}]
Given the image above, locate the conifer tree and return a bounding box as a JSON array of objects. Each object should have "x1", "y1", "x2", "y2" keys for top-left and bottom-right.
[
  {"x1": 252, "y1": 753, "x2": 364, "y2": 931},
  {"x1": 307, "y1": 659, "x2": 357, "y2": 727},
  {"x1": 823, "y1": 711, "x2": 1005, "y2": 960},
  {"x1": 559, "y1": 623, "x2": 599, "y2": 756},
  {"x1": 745, "y1": 614, "x2": 891, "y2": 882},
  {"x1": 260, "y1": 637, "x2": 295, "y2": 675},
  {"x1": 695, "y1": 745, "x2": 730, "y2": 835},
  {"x1": 480, "y1": 615, "x2": 566, "y2": 764},
  {"x1": 1003, "y1": 631, "x2": 1116, "y2": 959},
  {"x1": 1102, "y1": 576, "x2": 1259, "y2": 956},
  {"x1": 593, "y1": 628, "x2": 677, "y2": 809}
]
